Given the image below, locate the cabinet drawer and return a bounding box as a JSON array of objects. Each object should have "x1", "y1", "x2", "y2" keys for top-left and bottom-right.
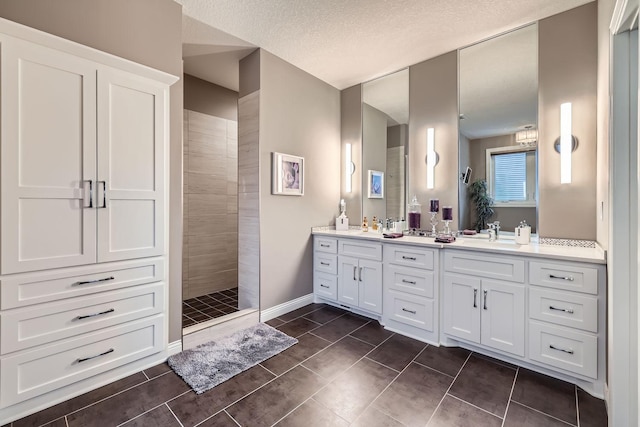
[
  {"x1": 1, "y1": 283, "x2": 164, "y2": 354},
  {"x1": 529, "y1": 321, "x2": 597, "y2": 379},
  {"x1": 384, "y1": 245, "x2": 435, "y2": 270},
  {"x1": 1, "y1": 258, "x2": 164, "y2": 309},
  {"x1": 338, "y1": 239, "x2": 382, "y2": 261},
  {"x1": 314, "y1": 272, "x2": 337, "y2": 301},
  {"x1": 444, "y1": 250, "x2": 524, "y2": 283},
  {"x1": 385, "y1": 264, "x2": 434, "y2": 298},
  {"x1": 314, "y1": 237, "x2": 337, "y2": 254},
  {"x1": 0, "y1": 316, "x2": 163, "y2": 407},
  {"x1": 314, "y1": 253, "x2": 337, "y2": 275},
  {"x1": 529, "y1": 287, "x2": 597, "y2": 333},
  {"x1": 387, "y1": 289, "x2": 435, "y2": 332},
  {"x1": 529, "y1": 261, "x2": 599, "y2": 295}
]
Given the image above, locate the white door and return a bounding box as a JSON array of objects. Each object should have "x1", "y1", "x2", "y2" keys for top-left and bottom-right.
[
  {"x1": 338, "y1": 256, "x2": 359, "y2": 306},
  {"x1": 443, "y1": 273, "x2": 481, "y2": 343},
  {"x1": 97, "y1": 68, "x2": 166, "y2": 262},
  {"x1": 1, "y1": 37, "x2": 97, "y2": 274},
  {"x1": 359, "y1": 259, "x2": 382, "y2": 314},
  {"x1": 480, "y1": 279, "x2": 525, "y2": 356}
]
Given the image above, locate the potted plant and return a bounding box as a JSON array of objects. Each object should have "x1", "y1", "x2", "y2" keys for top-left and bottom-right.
[{"x1": 469, "y1": 179, "x2": 495, "y2": 232}]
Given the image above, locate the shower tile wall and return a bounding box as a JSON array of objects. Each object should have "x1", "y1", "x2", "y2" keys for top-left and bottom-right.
[{"x1": 183, "y1": 109, "x2": 238, "y2": 300}]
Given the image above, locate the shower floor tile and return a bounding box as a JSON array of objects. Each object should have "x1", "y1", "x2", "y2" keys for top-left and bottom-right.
[{"x1": 182, "y1": 288, "x2": 239, "y2": 328}]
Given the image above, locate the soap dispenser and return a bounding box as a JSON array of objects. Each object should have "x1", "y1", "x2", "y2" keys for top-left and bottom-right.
[
  {"x1": 362, "y1": 216, "x2": 369, "y2": 232},
  {"x1": 336, "y1": 199, "x2": 349, "y2": 231},
  {"x1": 515, "y1": 220, "x2": 531, "y2": 245}
]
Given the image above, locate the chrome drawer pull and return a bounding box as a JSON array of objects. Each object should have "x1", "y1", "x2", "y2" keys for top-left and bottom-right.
[
  {"x1": 353, "y1": 266, "x2": 357, "y2": 281},
  {"x1": 77, "y1": 348, "x2": 114, "y2": 363},
  {"x1": 473, "y1": 288, "x2": 478, "y2": 308},
  {"x1": 549, "y1": 274, "x2": 575, "y2": 281},
  {"x1": 82, "y1": 180, "x2": 93, "y2": 208},
  {"x1": 483, "y1": 290, "x2": 488, "y2": 310},
  {"x1": 402, "y1": 308, "x2": 416, "y2": 314},
  {"x1": 98, "y1": 180, "x2": 107, "y2": 208},
  {"x1": 402, "y1": 256, "x2": 417, "y2": 261},
  {"x1": 359, "y1": 267, "x2": 363, "y2": 282},
  {"x1": 75, "y1": 276, "x2": 115, "y2": 286},
  {"x1": 320, "y1": 244, "x2": 330, "y2": 248},
  {"x1": 549, "y1": 305, "x2": 574, "y2": 314},
  {"x1": 75, "y1": 308, "x2": 115, "y2": 321},
  {"x1": 549, "y1": 344, "x2": 574, "y2": 355},
  {"x1": 320, "y1": 262, "x2": 330, "y2": 266},
  {"x1": 401, "y1": 279, "x2": 416, "y2": 285},
  {"x1": 320, "y1": 284, "x2": 330, "y2": 289}
]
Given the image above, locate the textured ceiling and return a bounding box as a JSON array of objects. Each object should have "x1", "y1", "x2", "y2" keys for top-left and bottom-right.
[{"x1": 178, "y1": 0, "x2": 593, "y2": 91}]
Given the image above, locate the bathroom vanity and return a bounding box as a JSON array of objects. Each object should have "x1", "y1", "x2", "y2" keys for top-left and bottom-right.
[{"x1": 312, "y1": 229, "x2": 606, "y2": 398}]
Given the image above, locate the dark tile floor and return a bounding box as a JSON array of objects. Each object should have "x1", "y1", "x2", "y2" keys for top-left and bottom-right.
[
  {"x1": 182, "y1": 288, "x2": 239, "y2": 328},
  {"x1": 11, "y1": 303, "x2": 608, "y2": 427}
]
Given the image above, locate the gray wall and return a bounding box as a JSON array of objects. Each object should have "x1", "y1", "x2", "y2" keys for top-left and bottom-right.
[
  {"x1": 362, "y1": 103, "x2": 388, "y2": 221},
  {"x1": 538, "y1": 3, "x2": 597, "y2": 240},
  {"x1": 458, "y1": 133, "x2": 471, "y2": 229},
  {"x1": 409, "y1": 51, "x2": 459, "y2": 231},
  {"x1": 0, "y1": 0, "x2": 185, "y2": 343},
  {"x1": 340, "y1": 85, "x2": 363, "y2": 222},
  {"x1": 259, "y1": 50, "x2": 341, "y2": 310},
  {"x1": 184, "y1": 74, "x2": 238, "y2": 121}
]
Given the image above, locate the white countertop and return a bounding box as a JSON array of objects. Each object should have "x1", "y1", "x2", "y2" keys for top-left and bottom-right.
[{"x1": 311, "y1": 229, "x2": 606, "y2": 264}]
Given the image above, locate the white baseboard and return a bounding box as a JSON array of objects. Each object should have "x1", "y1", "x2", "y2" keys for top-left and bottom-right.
[
  {"x1": 167, "y1": 340, "x2": 183, "y2": 356},
  {"x1": 260, "y1": 293, "x2": 314, "y2": 322}
]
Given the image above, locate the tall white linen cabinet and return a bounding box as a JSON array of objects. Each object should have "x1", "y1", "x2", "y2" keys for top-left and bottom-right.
[{"x1": 0, "y1": 18, "x2": 178, "y2": 423}]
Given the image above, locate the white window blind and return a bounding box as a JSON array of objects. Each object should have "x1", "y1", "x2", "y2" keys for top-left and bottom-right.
[{"x1": 493, "y1": 152, "x2": 526, "y2": 202}]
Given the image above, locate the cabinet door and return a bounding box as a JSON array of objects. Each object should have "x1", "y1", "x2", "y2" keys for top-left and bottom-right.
[
  {"x1": 480, "y1": 279, "x2": 525, "y2": 356},
  {"x1": 1, "y1": 37, "x2": 97, "y2": 274},
  {"x1": 443, "y1": 274, "x2": 481, "y2": 343},
  {"x1": 338, "y1": 256, "x2": 359, "y2": 306},
  {"x1": 97, "y1": 68, "x2": 167, "y2": 262},
  {"x1": 359, "y1": 259, "x2": 382, "y2": 314}
]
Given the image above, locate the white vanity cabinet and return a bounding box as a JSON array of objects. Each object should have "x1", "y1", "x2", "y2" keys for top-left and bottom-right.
[
  {"x1": 527, "y1": 260, "x2": 603, "y2": 379},
  {"x1": 337, "y1": 240, "x2": 383, "y2": 314},
  {"x1": 383, "y1": 244, "x2": 439, "y2": 343},
  {"x1": 313, "y1": 237, "x2": 338, "y2": 301},
  {"x1": 443, "y1": 251, "x2": 526, "y2": 357},
  {"x1": 0, "y1": 19, "x2": 176, "y2": 423}
]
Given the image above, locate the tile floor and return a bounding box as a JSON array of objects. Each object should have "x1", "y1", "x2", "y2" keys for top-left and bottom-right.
[
  {"x1": 10, "y1": 303, "x2": 607, "y2": 427},
  {"x1": 182, "y1": 288, "x2": 239, "y2": 328}
]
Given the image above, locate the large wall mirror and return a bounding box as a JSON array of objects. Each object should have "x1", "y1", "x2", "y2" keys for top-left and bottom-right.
[
  {"x1": 458, "y1": 24, "x2": 539, "y2": 234},
  {"x1": 362, "y1": 69, "x2": 409, "y2": 224}
]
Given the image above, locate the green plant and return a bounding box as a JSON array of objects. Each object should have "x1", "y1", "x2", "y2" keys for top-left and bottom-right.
[{"x1": 469, "y1": 179, "x2": 495, "y2": 232}]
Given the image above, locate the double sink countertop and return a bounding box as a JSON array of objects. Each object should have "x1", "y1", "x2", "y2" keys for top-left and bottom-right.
[{"x1": 311, "y1": 228, "x2": 606, "y2": 264}]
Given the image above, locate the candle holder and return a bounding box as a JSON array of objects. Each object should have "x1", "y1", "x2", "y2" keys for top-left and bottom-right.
[
  {"x1": 429, "y1": 212, "x2": 439, "y2": 236},
  {"x1": 442, "y1": 220, "x2": 452, "y2": 236}
]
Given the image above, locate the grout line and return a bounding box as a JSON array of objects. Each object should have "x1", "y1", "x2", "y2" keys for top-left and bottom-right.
[
  {"x1": 141, "y1": 370, "x2": 150, "y2": 381},
  {"x1": 258, "y1": 363, "x2": 278, "y2": 378},
  {"x1": 447, "y1": 393, "x2": 504, "y2": 421},
  {"x1": 362, "y1": 356, "x2": 401, "y2": 373},
  {"x1": 411, "y1": 359, "x2": 456, "y2": 379},
  {"x1": 575, "y1": 386, "x2": 581, "y2": 427},
  {"x1": 115, "y1": 401, "x2": 170, "y2": 427},
  {"x1": 265, "y1": 327, "x2": 397, "y2": 426},
  {"x1": 224, "y1": 409, "x2": 242, "y2": 426},
  {"x1": 501, "y1": 367, "x2": 519, "y2": 427},
  {"x1": 165, "y1": 403, "x2": 184, "y2": 427},
  {"x1": 425, "y1": 351, "x2": 473, "y2": 426},
  {"x1": 508, "y1": 401, "x2": 577, "y2": 426},
  {"x1": 65, "y1": 416, "x2": 70, "y2": 427},
  {"x1": 350, "y1": 342, "x2": 430, "y2": 426}
]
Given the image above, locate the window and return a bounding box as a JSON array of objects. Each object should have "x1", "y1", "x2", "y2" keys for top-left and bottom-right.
[{"x1": 486, "y1": 147, "x2": 536, "y2": 207}]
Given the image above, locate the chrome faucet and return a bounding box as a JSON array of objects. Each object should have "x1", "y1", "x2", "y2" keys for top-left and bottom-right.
[{"x1": 488, "y1": 221, "x2": 501, "y2": 242}]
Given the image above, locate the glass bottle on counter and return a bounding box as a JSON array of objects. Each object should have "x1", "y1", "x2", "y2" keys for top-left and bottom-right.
[
  {"x1": 362, "y1": 216, "x2": 368, "y2": 232},
  {"x1": 408, "y1": 195, "x2": 421, "y2": 230}
]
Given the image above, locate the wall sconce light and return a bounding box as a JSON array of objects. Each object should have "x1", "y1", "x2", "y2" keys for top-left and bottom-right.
[
  {"x1": 426, "y1": 128, "x2": 439, "y2": 189},
  {"x1": 345, "y1": 143, "x2": 355, "y2": 192},
  {"x1": 554, "y1": 102, "x2": 578, "y2": 184}
]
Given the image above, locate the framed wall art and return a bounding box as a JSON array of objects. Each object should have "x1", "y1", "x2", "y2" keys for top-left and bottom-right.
[{"x1": 272, "y1": 152, "x2": 304, "y2": 196}]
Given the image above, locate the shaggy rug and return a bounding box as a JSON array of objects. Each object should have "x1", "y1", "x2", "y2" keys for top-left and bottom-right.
[{"x1": 168, "y1": 323, "x2": 297, "y2": 394}]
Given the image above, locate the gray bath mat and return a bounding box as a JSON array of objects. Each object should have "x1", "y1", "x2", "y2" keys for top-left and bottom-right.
[{"x1": 168, "y1": 323, "x2": 298, "y2": 394}]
